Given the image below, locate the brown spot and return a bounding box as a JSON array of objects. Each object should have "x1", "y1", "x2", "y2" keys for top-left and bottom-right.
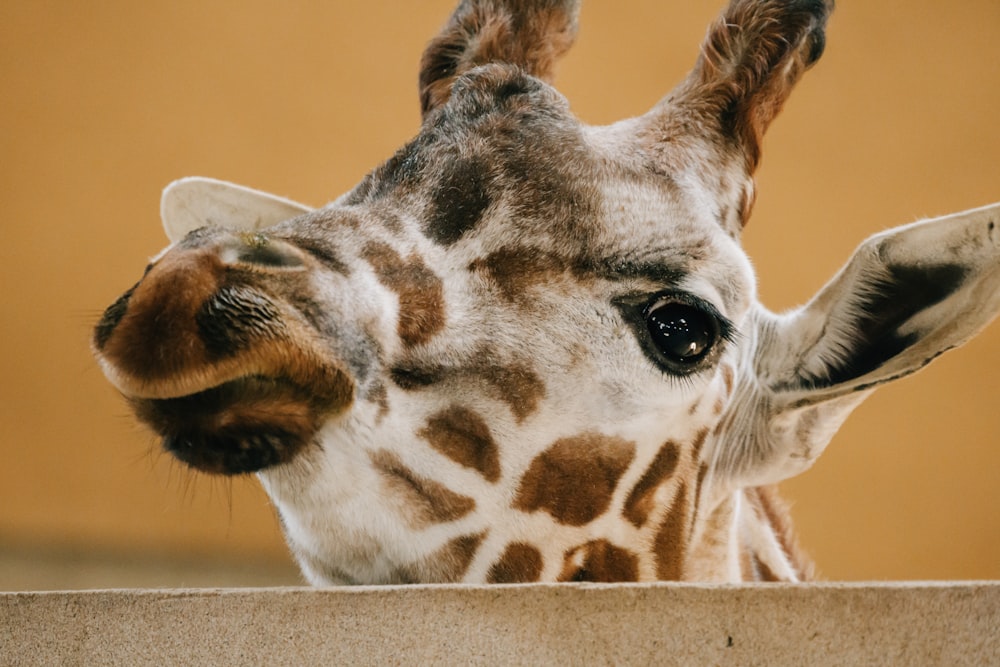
[
  {"x1": 689, "y1": 463, "x2": 710, "y2": 534},
  {"x1": 487, "y1": 542, "x2": 544, "y2": 583},
  {"x1": 750, "y1": 550, "x2": 782, "y2": 583},
  {"x1": 370, "y1": 449, "x2": 476, "y2": 528},
  {"x1": 368, "y1": 382, "x2": 389, "y2": 420},
  {"x1": 483, "y1": 361, "x2": 545, "y2": 422},
  {"x1": 389, "y1": 357, "x2": 543, "y2": 423},
  {"x1": 721, "y1": 364, "x2": 735, "y2": 397},
  {"x1": 738, "y1": 183, "x2": 757, "y2": 228},
  {"x1": 363, "y1": 241, "x2": 445, "y2": 348},
  {"x1": 421, "y1": 532, "x2": 488, "y2": 583},
  {"x1": 712, "y1": 397, "x2": 725, "y2": 416},
  {"x1": 654, "y1": 483, "x2": 689, "y2": 580},
  {"x1": 514, "y1": 433, "x2": 635, "y2": 526},
  {"x1": 393, "y1": 532, "x2": 487, "y2": 584},
  {"x1": 739, "y1": 540, "x2": 755, "y2": 582},
  {"x1": 558, "y1": 540, "x2": 639, "y2": 583},
  {"x1": 425, "y1": 157, "x2": 493, "y2": 246},
  {"x1": 419, "y1": 405, "x2": 501, "y2": 483},
  {"x1": 471, "y1": 247, "x2": 570, "y2": 304},
  {"x1": 689, "y1": 428, "x2": 709, "y2": 462},
  {"x1": 623, "y1": 441, "x2": 680, "y2": 528}
]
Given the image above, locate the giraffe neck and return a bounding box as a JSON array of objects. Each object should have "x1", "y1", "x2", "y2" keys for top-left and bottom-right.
[{"x1": 686, "y1": 485, "x2": 812, "y2": 582}]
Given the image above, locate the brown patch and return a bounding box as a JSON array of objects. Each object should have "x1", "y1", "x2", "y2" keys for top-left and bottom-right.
[
  {"x1": 370, "y1": 449, "x2": 476, "y2": 528},
  {"x1": 418, "y1": 405, "x2": 501, "y2": 483},
  {"x1": 750, "y1": 550, "x2": 782, "y2": 583},
  {"x1": 389, "y1": 357, "x2": 544, "y2": 422},
  {"x1": 654, "y1": 483, "x2": 690, "y2": 581},
  {"x1": 98, "y1": 249, "x2": 222, "y2": 380},
  {"x1": 738, "y1": 183, "x2": 758, "y2": 228},
  {"x1": 689, "y1": 463, "x2": 710, "y2": 534},
  {"x1": 483, "y1": 361, "x2": 545, "y2": 422},
  {"x1": 514, "y1": 433, "x2": 635, "y2": 526},
  {"x1": 412, "y1": 532, "x2": 488, "y2": 583},
  {"x1": 487, "y1": 542, "x2": 544, "y2": 584},
  {"x1": 739, "y1": 541, "x2": 755, "y2": 582},
  {"x1": 712, "y1": 397, "x2": 725, "y2": 416},
  {"x1": 363, "y1": 241, "x2": 445, "y2": 348},
  {"x1": 425, "y1": 158, "x2": 493, "y2": 246},
  {"x1": 470, "y1": 247, "x2": 571, "y2": 304},
  {"x1": 368, "y1": 382, "x2": 389, "y2": 420},
  {"x1": 622, "y1": 441, "x2": 680, "y2": 528},
  {"x1": 558, "y1": 539, "x2": 639, "y2": 583},
  {"x1": 721, "y1": 364, "x2": 735, "y2": 397},
  {"x1": 689, "y1": 428, "x2": 710, "y2": 463}
]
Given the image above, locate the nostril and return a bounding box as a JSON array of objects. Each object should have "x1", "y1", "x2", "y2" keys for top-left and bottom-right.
[
  {"x1": 93, "y1": 283, "x2": 138, "y2": 351},
  {"x1": 220, "y1": 234, "x2": 306, "y2": 269}
]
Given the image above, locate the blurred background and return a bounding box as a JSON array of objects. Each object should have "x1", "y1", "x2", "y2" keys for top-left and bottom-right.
[{"x1": 1, "y1": 0, "x2": 998, "y2": 590}]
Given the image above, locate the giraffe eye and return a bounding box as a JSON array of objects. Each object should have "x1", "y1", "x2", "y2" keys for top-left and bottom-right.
[{"x1": 644, "y1": 300, "x2": 719, "y2": 367}]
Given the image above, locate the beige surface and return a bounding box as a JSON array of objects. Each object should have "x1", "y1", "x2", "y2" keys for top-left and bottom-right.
[
  {"x1": 3, "y1": 584, "x2": 999, "y2": 665},
  {"x1": 0, "y1": 1, "x2": 998, "y2": 585}
]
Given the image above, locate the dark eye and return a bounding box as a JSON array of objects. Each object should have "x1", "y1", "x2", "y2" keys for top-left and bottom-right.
[{"x1": 645, "y1": 301, "x2": 717, "y2": 365}]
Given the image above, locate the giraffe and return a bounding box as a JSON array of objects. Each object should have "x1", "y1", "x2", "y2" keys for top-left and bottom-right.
[{"x1": 92, "y1": 0, "x2": 1000, "y2": 585}]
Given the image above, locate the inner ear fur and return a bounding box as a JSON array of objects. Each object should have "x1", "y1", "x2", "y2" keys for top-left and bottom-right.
[
  {"x1": 716, "y1": 203, "x2": 1000, "y2": 486},
  {"x1": 768, "y1": 203, "x2": 1000, "y2": 406},
  {"x1": 419, "y1": 0, "x2": 580, "y2": 118}
]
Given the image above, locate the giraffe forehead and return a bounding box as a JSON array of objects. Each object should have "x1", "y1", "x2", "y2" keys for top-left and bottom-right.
[{"x1": 341, "y1": 72, "x2": 754, "y2": 318}]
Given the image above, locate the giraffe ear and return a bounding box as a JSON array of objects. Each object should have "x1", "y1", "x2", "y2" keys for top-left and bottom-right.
[
  {"x1": 160, "y1": 177, "x2": 312, "y2": 243},
  {"x1": 419, "y1": 0, "x2": 580, "y2": 118},
  {"x1": 719, "y1": 203, "x2": 1000, "y2": 485}
]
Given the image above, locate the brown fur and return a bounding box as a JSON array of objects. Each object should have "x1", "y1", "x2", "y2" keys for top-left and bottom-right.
[
  {"x1": 514, "y1": 433, "x2": 635, "y2": 526},
  {"x1": 654, "y1": 483, "x2": 690, "y2": 580},
  {"x1": 487, "y1": 542, "x2": 544, "y2": 583},
  {"x1": 418, "y1": 405, "x2": 502, "y2": 482},
  {"x1": 362, "y1": 241, "x2": 446, "y2": 348},
  {"x1": 622, "y1": 441, "x2": 680, "y2": 528},
  {"x1": 559, "y1": 539, "x2": 639, "y2": 582},
  {"x1": 370, "y1": 449, "x2": 477, "y2": 528}
]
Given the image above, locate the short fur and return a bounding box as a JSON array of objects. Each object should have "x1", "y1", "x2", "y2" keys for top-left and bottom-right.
[{"x1": 93, "y1": 0, "x2": 1000, "y2": 585}]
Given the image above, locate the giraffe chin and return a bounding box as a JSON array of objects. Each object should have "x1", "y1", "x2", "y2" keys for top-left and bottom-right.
[{"x1": 130, "y1": 375, "x2": 320, "y2": 475}]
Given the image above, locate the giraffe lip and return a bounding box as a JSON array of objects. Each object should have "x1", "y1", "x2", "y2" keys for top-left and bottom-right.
[{"x1": 130, "y1": 375, "x2": 319, "y2": 474}]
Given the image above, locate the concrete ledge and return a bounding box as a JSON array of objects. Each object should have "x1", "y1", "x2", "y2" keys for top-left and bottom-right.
[{"x1": 3, "y1": 583, "x2": 998, "y2": 665}]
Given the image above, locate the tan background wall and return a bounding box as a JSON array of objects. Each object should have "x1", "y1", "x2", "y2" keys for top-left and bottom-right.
[{"x1": 1, "y1": 0, "x2": 997, "y2": 587}]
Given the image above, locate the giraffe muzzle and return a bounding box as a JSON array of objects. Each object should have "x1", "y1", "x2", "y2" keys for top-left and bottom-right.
[{"x1": 93, "y1": 231, "x2": 354, "y2": 474}]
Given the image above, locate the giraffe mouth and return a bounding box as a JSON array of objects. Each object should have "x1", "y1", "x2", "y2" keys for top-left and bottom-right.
[{"x1": 130, "y1": 374, "x2": 324, "y2": 475}]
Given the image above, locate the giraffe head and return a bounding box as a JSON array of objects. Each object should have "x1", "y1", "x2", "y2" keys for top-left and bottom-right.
[{"x1": 93, "y1": 0, "x2": 1000, "y2": 584}]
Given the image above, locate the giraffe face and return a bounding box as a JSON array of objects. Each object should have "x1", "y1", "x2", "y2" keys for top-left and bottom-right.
[{"x1": 93, "y1": 0, "x2": 1000, "y2": 584}]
